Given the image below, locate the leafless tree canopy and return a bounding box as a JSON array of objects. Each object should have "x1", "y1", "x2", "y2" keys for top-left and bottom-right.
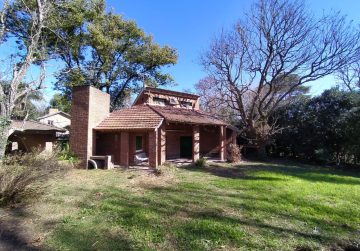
[
  {"x1": 200, "y1": 0, "x2": 360, "y2": 146},
  {"x1": 337, "y1": 62, "x2": 360, "y2": 92}
]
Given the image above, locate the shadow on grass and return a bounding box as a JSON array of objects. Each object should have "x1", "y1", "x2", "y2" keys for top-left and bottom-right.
[
  {"x1": 0, "y1": 207, "x2": 39, "y2": 251},
  {"x1": 181, "y1": 161, "x2": 360, "y2": 185},
  {"x1": 44, "y1": 174, "x2": 359, "y2": 250}
]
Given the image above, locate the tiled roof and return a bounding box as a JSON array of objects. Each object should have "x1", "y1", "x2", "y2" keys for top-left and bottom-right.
[
  {"x1": 95, "y1": 105, "x2": 163, "y2": 130},
  {"x1": 149, "y1": 105, "x2": 227, "y2": 126},
  {"x1": 11, "y1": 120, "x2": 66, "y2": 132}
]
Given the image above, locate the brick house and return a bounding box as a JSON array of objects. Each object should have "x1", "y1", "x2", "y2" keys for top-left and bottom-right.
[{"x1": 70, "y1": 86, "x2": 237, "y2": 168}]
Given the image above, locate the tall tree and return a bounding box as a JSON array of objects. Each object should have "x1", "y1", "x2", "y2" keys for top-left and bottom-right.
[
  {"x1": 337, "y1": 62, "x2": 360, "y2": 92},
  {"x1": 200, "y1": 0, "x2": 360, "y2": 156},
  {"x1": 48, "y1": 0, "x2": 178, "y2": 109},
  {"x1": 0, "y1": 0, "x2": 52, "y2": 159}
]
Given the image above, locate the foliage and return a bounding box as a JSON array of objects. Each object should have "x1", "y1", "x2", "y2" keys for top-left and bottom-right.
[
  {"x1": 47, "y1": 0, "x2": 178, "y2": 109},
  {"x1": 49, "y1": 93, "x2": 71, "y2": 113},
  {"x1": 195, "y1": 157, "x2": 206, "y2": 168},
  {"x1": 200, "y1": 0, "x2": 360, "y2": 154},
  {"x1": 227, "y1": 143, "x2": 242, "y2": 163},
  {"x1": 272, "y1": 88, "x2": 360, "y2": 166},
  {"x1": 0, "y1": 150, "x2": 68, "y2": 206},
  {"x1": 57, "y1": 143, "x2": 78, "y2": 164}
]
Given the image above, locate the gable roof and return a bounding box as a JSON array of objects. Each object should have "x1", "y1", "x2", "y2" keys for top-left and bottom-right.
[
  {"x1": 11, "y1": 120, "x2": 66, "y2": 132},
  {"x1": 95, "y1": 105, "x2": 163, "y2": 130},
  {"x1": 148, "y1": 105, "x2": 227, "y2": 126},
  {"x1": 37, "y1": 111, "x2": 71, "y2": 120}
]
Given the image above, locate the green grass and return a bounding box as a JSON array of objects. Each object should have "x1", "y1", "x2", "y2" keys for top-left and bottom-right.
[{"x1": 7, "y1": 161, "x2": 360, "y2": 250}]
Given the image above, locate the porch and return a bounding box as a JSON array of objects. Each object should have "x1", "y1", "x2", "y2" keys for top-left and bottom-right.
[{"x1": 93, "y1": 123, "x2": 236, "y2": 169}]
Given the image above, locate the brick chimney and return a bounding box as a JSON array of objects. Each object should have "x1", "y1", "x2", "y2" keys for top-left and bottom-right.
[{"x1": 70, "y1": 86, "x2": 110, "y2": 167}]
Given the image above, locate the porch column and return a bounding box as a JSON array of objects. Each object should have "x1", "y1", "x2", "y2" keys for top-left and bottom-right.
[
  {"x1": 232, "y1": 131, "x2": 237, "y2": 145},
  {"x1": 120, "y1": 132, "x2": 129, "y2": 167},
  {"x1": 159, "y1": 126, "x2": 166, "y2": 165},
  {"x1": 149, "y1": 129, "x2": 158, "y2": 168},
  {"x1": 192, "y1": 125, "x2": 200, "y2": 162},
  {"x1": 220, "y1": 125, "x2": 226, "y2": 161}
]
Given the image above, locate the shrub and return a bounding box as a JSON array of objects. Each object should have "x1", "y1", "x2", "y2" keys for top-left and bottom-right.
[
  {"x1": 58, "y1": 143, "x2": 78, "y2": 165},
  {"x1": 227, "y1": 144, "x2": 242, "y2": 163},
  {"x1": 195, "y1": 157, "x2": 206, "y2": 168},
  {"x1": 0, "y1": 151, "x2": 68, "y2": 206}
]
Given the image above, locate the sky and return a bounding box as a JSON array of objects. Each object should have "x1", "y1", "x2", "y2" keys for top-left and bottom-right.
[
  {"x1": 1, "y1": 0, "x2": 360, "y2": 101},
  {"x1": 109, "y1": 0, "x2": 360, "y2": 96}
]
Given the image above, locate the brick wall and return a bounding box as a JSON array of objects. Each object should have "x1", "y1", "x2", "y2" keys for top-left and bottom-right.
[{"x1": 70, "y1": 86, "x2": 110, "y2": 167}]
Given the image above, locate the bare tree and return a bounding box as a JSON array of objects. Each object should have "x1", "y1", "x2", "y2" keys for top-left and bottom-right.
[
  {"x1": 200, "y1": 0, "x2": 360, "y2": 157},
  {"x1": 337, "y1": 62, "x2": 360, "y2": 92},
  {"x1": 0, "y1": 0, "x2": 50, "y2": 159}
]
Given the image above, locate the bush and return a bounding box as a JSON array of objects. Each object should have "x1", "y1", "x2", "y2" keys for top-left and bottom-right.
[
  {"x1": 0, "y1": 151, "x2": 68, "y2": 206},
  {"x1": 227, "y1": 144, "x2": 242, "y2": 163},
  {"x1": 58, "y1": 143, "x2": 78, "y2": 164},
  {"x1": 195, "y1": 157, "x2": 206, "y2": 168}
]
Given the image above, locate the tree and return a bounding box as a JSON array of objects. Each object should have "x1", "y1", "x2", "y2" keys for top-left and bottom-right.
[
  {"x1": 273, "y1": 88, "x2": 360, "y2": 165},
  {"x1": 48, "y1": 0, "x2": 178, "y2": 109},
  {"x1": 200, "y1": 0, "x2": 360, "y2": 157},
  {"x1": 1, "y1": 81, "x2": 45, "y2": 120},
  {"x1": 49, "y1": 93, "x2": 71, "y2": 113},
  {"x1": 337, "y1": 62, "x2": 360, "y2": 92},
  {"x1": 0, "y1": 0, "x2": 52, "y2": 159}
]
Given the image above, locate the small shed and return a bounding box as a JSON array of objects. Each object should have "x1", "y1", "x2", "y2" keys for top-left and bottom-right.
[{"x1": 6, "y1": 120, "x2": 66, "y2": 154}]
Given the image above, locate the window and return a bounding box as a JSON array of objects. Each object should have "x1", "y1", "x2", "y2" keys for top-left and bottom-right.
[
  {"x1": 48, "y1": 120, "x2": 54, "y2": 125},
  {"x1": 169, "y1": 97, "x2": 178, "y2": 105},
  {"x1": 153, "y1": 97, "x2": 167, "y2": 105},
  {"x1": 136, "y1": 136, "x2": 143, "y2": 151},
  {"x1": 180, "y1": 101, "x2": 193, "y2": 108}
]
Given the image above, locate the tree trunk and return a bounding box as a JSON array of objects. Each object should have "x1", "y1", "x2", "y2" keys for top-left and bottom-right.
[
  {"x1": 257, "y1": 143, "x2": 268, "y2": 160},
  {"x1": 0, "y1": 117, "x2": 10, "y2": 160}
]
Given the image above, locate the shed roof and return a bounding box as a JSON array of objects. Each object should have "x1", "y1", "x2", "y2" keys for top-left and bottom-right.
[{"x1": 11, "y1": 120, "x2": 66, "y2": 132}]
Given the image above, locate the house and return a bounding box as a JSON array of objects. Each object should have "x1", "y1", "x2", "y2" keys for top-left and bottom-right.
[
  {"x1": 6, "y1": 120, "x2": 66, "y2": 154},
  {"x1": 38, "y1": 108, "x2": 71, "y2": 134},
  {"x1": 70, "y1": 86, "x2": 238, "y2": 168}
]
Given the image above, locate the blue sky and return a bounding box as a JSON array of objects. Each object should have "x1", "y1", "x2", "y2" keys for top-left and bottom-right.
[
  {"x1": 110, "y1": 0, "x2": 360, "y2": 95},
  {"x1": 1, "y1": 0, "x2": 360, "y2": 101}
]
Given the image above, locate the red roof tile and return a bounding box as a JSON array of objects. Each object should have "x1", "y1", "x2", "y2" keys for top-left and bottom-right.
[
  {"x1": 148, "y1": 105, "x2": 227, "y2": 126},
  {"x1": 95, "y1": 105, "x2": 163, "y2": 130}
]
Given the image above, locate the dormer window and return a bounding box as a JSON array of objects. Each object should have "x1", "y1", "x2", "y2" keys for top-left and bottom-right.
[
  {"x1": 180, "y1": 101, "x2": 193, "y2": 108},
  {"x1": 169, "y1": 97, "x2": 178, "y2": 105},
  {"x1": 153, "y1": 97, "x2": 166, "y2": 106}
]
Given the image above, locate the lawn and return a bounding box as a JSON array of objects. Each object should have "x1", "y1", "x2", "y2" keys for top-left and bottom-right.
[{"x1": 1, "y1": 161, "x2": 360, "y2": 250}]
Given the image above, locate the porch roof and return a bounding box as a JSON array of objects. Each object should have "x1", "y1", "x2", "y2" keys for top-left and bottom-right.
[
  {"x1": 95, "y1": 105, "x2": 163, "y2": 130},
  {"x1": 95, "y1": 104, "x2": 233, "y2": 130}
]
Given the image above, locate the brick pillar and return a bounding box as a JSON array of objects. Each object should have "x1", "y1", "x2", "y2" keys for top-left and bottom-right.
[
  {"x1": 149, "y1": 130, "x2": 158, "y2": 168},
  {"x1": 120, "y1": 132, "x2": 129, "y2": 167},
  {"x1": 192, "y1": 125, "x2": 200, "y2": 162},
  {"x1": 70, "y1": 86, "x2": 110, "y2": 168},
  {"x1": 159, "y1": 126, "x2": 166, "y2": 165},
  {"x1": 220, "y1": 125, "x2": 226, "y2": 161}
]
